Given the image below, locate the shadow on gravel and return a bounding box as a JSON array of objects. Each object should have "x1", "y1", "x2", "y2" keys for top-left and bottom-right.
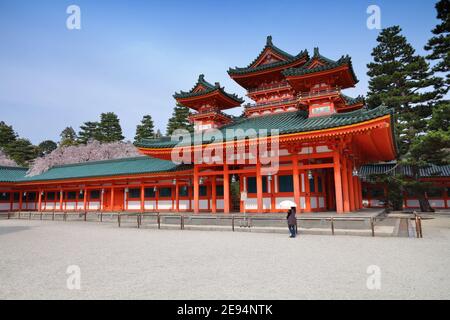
[{"x1": 0, "y1": 226, "x2": 31, "y2": 236}]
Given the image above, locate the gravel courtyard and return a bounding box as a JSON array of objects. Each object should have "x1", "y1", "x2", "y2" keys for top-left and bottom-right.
[{"x1": 0, "y1": 216, "x2": 449, "y2": 299}]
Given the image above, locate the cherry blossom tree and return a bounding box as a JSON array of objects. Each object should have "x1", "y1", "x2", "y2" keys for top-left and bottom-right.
[
  {"x1": 0, "y1": 149, "x2": 19, "y2": 167},
  {"x1": 27, "y1": 140, "x2": 141, "y2": 176}
]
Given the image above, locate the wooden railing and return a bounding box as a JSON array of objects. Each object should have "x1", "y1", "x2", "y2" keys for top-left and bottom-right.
[{"x1": 2, "y1": 211, "x2": 424, "y2": 238}]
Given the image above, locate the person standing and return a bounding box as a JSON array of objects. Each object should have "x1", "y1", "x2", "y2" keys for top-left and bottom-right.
[{"x1": 287, "y1": 206, "x2": 297, "y2": 238}]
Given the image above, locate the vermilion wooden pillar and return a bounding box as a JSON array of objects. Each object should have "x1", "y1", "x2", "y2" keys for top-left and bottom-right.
[
  {"x1": 211, "y1": 176, "x2": 217, "y2": 214},
  {"x1": 140, "y1": 185, "x2": 145, "y2": 212},
  {"x1": 223, "y1": 164, "x2": 230, "y2": 214},
  {"x1": 38, "y1": 190, "x2": 42, "y2": 212},
  {"x1": 292, "y1": 155, "x2": 301, "y2": 210},
  {"x1": 256, "y1": 160, "x2": 263, "y2": 213},
  {"x1": 59, "y1": 189, "x2": 63, "y2": 211},
  {"x1": 354, "y1": 177, "x2": 362, "y2": 210},
  {"x1": 175, "y1": 182, "x2": 180, "y2": 212},
  {"x1": 19, "y1": 192, "x2": 23, "y2": 211},
  {"x1": 333, "y1": 151, "x2": 344, "y2": 213},
  {"x1": 341, "y1": 156, "x2": 350, "y2": 212},
  {"x1": 83, "y1": 188, "x2": 87, "y2": 211},
  {"x1": 110, "y1": 187, "x2": 115, "y2": 212},
  {"x1": 193, "y1": 166, "x2": 199, "y2": 213},
  {"x1": 305, "y1": 169, "x2": 312, "y2": 212},
  {"x1": 348, "y1": 160, "x2": 355, "y2": 212}
]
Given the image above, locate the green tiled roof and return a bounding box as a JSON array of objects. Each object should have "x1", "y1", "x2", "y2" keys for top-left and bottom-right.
[
  {"x1": 0, "y1": 166, "x2": 28, "y2": 182},
  {"x1": 283, "y1": 48, "x2": 358, "y2": 84},
  {"x1": 18, "y1": 157, "x2": 192, "y2": 182},
  {"x1": 228, "y1": 36, "x2": 309, "y2": 75},
  {"x1": 342, "y1": 94, "x2": 365, "y2": 106},
  {"x1": 173, "y1": 74, "x2": 244, "y2": 103},
  {"x1": 360, "y1": 163, "x2": 450, "y2": 178},
  {"x1": 136, "y1": 105, "x2": 393, "y2": 149}
]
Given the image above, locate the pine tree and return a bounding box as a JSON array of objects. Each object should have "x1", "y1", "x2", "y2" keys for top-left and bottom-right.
[
  {"x1": 166, "y1": 104, "x2": 193, "y2": 136},
  {"x1": 134, "y1": 115, "x2": 155, "y2": 142},
  {"x1": 97, "y1": 112, "x2": 124, "y2": 142},
  {"x1": 366, "y1": 26, "x2": 442, "y2": 156},
  {"x1": 60, "y1": 127, "x2": 78, "y2": 147},
  {"x1": 78, "y1": 121, "x2": 100, "y2": 144},
  {"x1": 0, "y1": 121, "x2": 17, "y2": 148},
  {"x1": 4, "y1": 138, "x2": 37, "y2": 167},
  {"x1": 37, "y1": 140, "x2": 57, "y2": 157},
  {"x1": 424, "y1": 0, "x2": 450, "y2": 94}
]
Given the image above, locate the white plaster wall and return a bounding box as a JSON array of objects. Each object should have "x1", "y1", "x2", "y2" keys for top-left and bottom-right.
[
  {"x1": 311, "y1": 197, "x2": 317, "y2": 209},
  {"x1": 429, "y1": 199, "x2": 445, "y2": 208},
  {"x1": 158, "y1": 200, "x2": 173, "y2": 210},
  {"x1": 216, "y1": 199, "x2": 224, "y2": 210},
  {"x1": 89, "y1": 202, "x2": 101, "y2": 210},
  {"x1": 178, "y1": 200, "x2": 190, "y2": 210},
  {"x1": 127, "y1": 201, "x2": 141, "y2": 210},
  {"x1": 199, "y1": 200, "x2": 208, "y2": 210},
  {"x1": 406, "y1": 199, "x2": 420, "y2": 208},
  {"x1": 0, "y1": 203, "x2": 10, "y2": 211},
  {"x1": 65, "y1": 202, "x2": 76, "y2": 210},
  {"x1": 144, "y1": 200, "x2": 156, "y2": 210},
  {"x1": 319, "y1": 197, "x2": 325, "y2": 208}
]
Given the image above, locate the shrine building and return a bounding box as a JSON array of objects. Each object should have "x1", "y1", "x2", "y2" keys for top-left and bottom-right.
[{"x1": 2, "y1": 36, "x2": 446, "y2": 214}]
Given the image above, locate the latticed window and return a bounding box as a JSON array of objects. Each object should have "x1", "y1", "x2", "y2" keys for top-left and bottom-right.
[
  {"x1": 247, "y1": 176, "x2": 268, "y2": 193},
  {"x1": 144, "y1": 188, "x2": 156, "y2": 198},
  {"x1": 278, "y1": 175, "x2": 293, "y2": 193},
  {"x1": 90, "y1": 190, "x2": 101, "y2": 199},
  {"x1": 128, "y1": 188, "x2": 140, "y2": 199},
  {"x1": 159, "y1": 187, "x2": 172, "y2": 198},
  {"x1": 0, "y1": 192, "x2": 10, "y2": 201}
]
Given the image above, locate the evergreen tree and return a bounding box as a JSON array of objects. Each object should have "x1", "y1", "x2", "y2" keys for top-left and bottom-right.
[
  {"x1": 166, "y1": 104, "x2": 193, "y2": 136},
  {"x1": 0, "y1": 121, "x2": 17, "y2": 148},
  {"x1": 424, "y1": 0, "x2": 450, "y2": 94},
  {"x1": 4, "y1": 138, "x2": 37, "y2": 167},
  {"x1": 134, "y1": 115, "x2": 155, "y2": 142},
  {"x1": 60, "y1": 127, "x2": 78, "y2": 147},
  {"x1": 366, "y1": 26, "x2": 442, "y2": 156},
  {"x1": 97, "y1": 112, "x2": 124, "y2": 142},
  {"x1": 37, "y1": 140, "x2": 57, "y2": 157},
  {"x1": 78, "y1": 121, "x2": 100, "y2": 144}
]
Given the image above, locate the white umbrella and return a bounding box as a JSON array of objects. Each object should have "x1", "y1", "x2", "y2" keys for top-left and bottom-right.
[{"x1": 279, "y1": 200, "x2": 297, "y2": 210}]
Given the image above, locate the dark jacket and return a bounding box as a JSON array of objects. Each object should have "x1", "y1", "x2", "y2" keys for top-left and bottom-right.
[{"x1": 287, "y1": 209, "x2": 297, "y2": 226}]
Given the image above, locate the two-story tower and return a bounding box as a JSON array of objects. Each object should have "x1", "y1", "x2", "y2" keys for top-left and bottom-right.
[{"x1": 173, "y1": 74, "x2": 244, "y2": 132}]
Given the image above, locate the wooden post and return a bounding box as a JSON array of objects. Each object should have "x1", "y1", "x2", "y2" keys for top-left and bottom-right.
[
  {"x1": 140, "y1": 184, "x2": 145, "y2": 213},
  {"x1": 175, "y1": 182, "x2": 180, "y2": 213},
  {"x1": 256, "y1": 160, "x2": 263, "y2": 213},
  {"x1": 330, "y1": 217, "x2": 335, "y2": 235},
  {"x1": 341, "y1": 155, "x2": 350, "y2": 212},
  {"x1": 292, "y1": 155, "x2": 301, "y2": 210},
  {"x1": 223, "y1": 164, "x2": 230, "y2": 214},
  {"x1": 333, "y1": 151, "x2": 344, "y2": 214},
  {"x1": 38, "y1": 190, "x2": 42, "y2": 212},
  {"x1": 348, "y1": 160, "x2": 355, "y2": 212},
  {"x1": 19, "y1": 192, "x2": 23, "y2": 212},
  {"x1": 59, "y1": 189, "x2": 63, "y2": 212},
  {"x1": 211, "y1": 176, "x2": 217, "y2": 214},
  {"x1": 110, "y1": 187, "x2": 114, "y2": 212},
  {"x1": 370, "y1": 218, "x2": 375, "y2": 237},
  {"x1": 83, "y1": 188, "x2": 88, "y2": 212},
  {"x1": 305, "y1": 168, "x2": 312, "y2": 213},
  {"x1": 193, "y1": 166, "x2": 199, "y2": 214}
]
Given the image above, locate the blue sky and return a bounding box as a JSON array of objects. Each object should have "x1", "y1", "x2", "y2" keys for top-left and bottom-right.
[{"x1": 0, "y1": 0, "x2": 440, "y2": 144}]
